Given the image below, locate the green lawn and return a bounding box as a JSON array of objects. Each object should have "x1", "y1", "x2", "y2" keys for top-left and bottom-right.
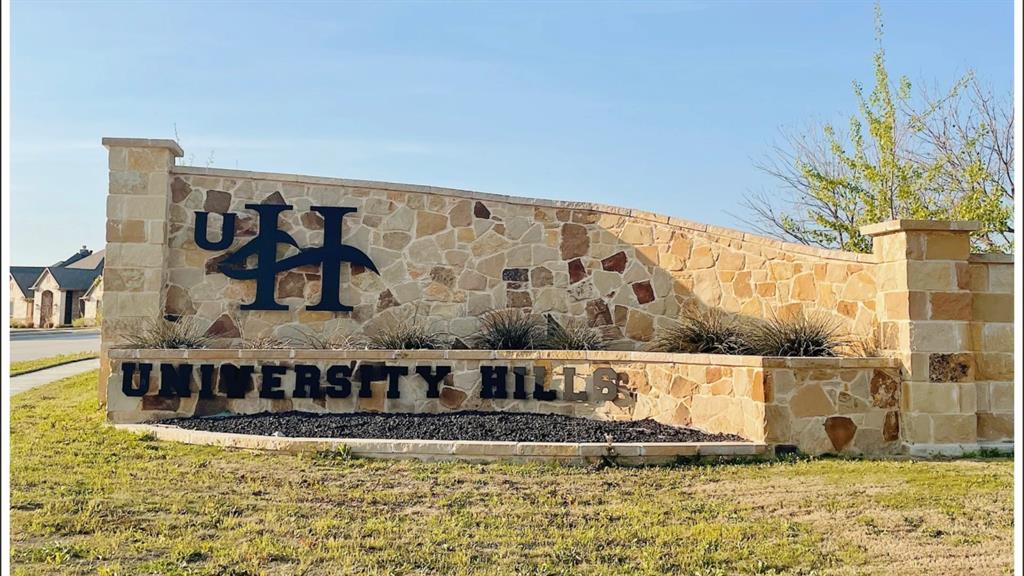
[
  {"x1": 9, "y1": 352, "x2": 98, "y2": 376},
  {"x1": 10, "y1": 371, "x2": 1014, "y2": 575}
]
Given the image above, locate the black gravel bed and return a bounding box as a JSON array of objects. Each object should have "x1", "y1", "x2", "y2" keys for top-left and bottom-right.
[{"x1": 157, "y1": 411, "x2": 748, "y2": 443}]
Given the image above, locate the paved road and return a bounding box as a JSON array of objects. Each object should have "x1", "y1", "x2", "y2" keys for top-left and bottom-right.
[
  {"x1": 8, "y1": 358, "x2": 101, "y2": 396},
  {"x1": 9, "y1": 329, "x2": 101, "y2": 362}
]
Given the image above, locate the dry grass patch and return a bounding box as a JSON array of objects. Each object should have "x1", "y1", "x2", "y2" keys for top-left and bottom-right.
[{"x1": 10, "y1": 371, "x2": 1013, "y2": 575}]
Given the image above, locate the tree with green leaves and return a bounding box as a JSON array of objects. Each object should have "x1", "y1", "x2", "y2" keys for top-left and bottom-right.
[{"x1": 744, "y1": 5, "x2": 1013, "y2": 253}]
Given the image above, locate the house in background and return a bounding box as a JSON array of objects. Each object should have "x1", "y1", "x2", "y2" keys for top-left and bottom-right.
[
  {"x1": 81, "y1": 275, "x2": 104, "y2": 321},
  {"x1": 9, "y1": 266, "x2": 46, "y2": 325},
  {"x1": 9, "y1": 246, "x2": 105, "y2": 328}
]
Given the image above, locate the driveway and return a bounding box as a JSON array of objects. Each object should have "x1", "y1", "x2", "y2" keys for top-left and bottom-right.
[{"x1": 9, "y1": 329, "x2": 101, "y2": 362}]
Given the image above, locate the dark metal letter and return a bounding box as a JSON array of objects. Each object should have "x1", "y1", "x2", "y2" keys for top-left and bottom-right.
[
  {"x1": 590, "y1": 368, "x2": 619, "y2": 402},
  {"x1": 480, "y1": 366, "x2": 508, "y2": 399},
  {"x1": 194, "y1": 211, "x2": 236, "y2": 250},
  {"x1": 219, "y1": 363, "x2": 254, "y2": 399},
  {"x1": 416, "y1": 365, "x2": 451, "y2": 398},
  {"x1": 199, "y1": 364, "x2": 216, "y2": 399},
  {"x1": 159, "y1": 363, "x2": 193, "y2": 397},
  {"x1": 512, "y1": 367, "x2": 529, "y2": 400},
  {"x1": 294, "y1": 364, "x2": 322, "y2": 399},
  {"x1": 121, "y1": 362, "x2": 151, "y2": 397},
  {"x1": 259, "y1": 365, "x2": 288, "y2": 399},
  {"x1": 562, "y1": 367, "x2": 587, "y2": 401},
  {"x1": 325, "y1": 365, "x2": 353, "y2": 398},
  {"x1": 382, "y1": 366, "x2": 409, "y2": 399},
  {"x1": 532, "y1": 366, "x2": 556, "y2": 401}
]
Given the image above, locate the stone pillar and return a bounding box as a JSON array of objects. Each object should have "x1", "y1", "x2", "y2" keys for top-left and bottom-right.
[
  {"x1": 862, "y1": 220, "x2": 980, "y2": 453},
  {"x1": 98, "y1": 138, "x2": 183, "y2": 405}
]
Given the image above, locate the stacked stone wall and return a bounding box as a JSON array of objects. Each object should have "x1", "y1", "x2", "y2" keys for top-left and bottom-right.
[
  {"x1": 164, "y1": 167, "x2": 879, "y2": 349},
  {"x1": 966, "y1": 256, "x2": 1014, "y2": 441},
  {"x1": 763, "y1": 361, "x2": 903, "y2": 455},
  {"x1": 100, "y1": 138, "x2": 1015, "y2": 455}
]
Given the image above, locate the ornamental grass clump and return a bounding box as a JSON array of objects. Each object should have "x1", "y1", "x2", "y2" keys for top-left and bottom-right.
[
  {"x1": 367, "y1": 320, "x2": 450, "y2": 350},
  {"x1": 471, "y1": 308, "x2": 546, "y2": 350},
  {"x1": 289, "y1": 327, "x2": 366, "y2": 350},
  {"x1": 542, "y1": 315, "x2": 607, "y2": 351},
  {"x1": 648, "y1": 307, "x2": 754, "y2": 355},
  {"x1": 749, "y1": 311, "x2": 848, "y2": 357},
  {"x1": 120, "y1": 317, "x2": 213, "y2": 349},
  {"x1": 240, "y1": 335, "x2": 292, "y2": 349}
]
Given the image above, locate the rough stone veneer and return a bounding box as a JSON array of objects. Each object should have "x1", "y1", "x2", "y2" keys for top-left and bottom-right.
[
  {"x1": 764, "y1": 359, "x2": 903, "y2": 455},
  {"x1": 862, "y1": 221, "x2": 1016, "y2": 452},
  {"x1": 160, "y1": 169, "x2": 878, "y2": 350},
  {"x1": 100, "y1": 138, "x2": 1015, "y2": 454},
  {"x1": 965, "y1": 255, "x2": 1015, "y2": 442},
  {"x1": 106, "y1": 349, "x2": 765, "y2": 440},
  {"x1": 106, "y1": 349, "x2": 899, "y2": 455}
]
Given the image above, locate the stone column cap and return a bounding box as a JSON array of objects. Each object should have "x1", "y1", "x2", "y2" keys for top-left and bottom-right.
[
  {"x1": 860, "y1": 219, "x2": 980, "y2": 237},
  {"x1": 102, "y1": 137, "x2": 184, "y2": 158}
]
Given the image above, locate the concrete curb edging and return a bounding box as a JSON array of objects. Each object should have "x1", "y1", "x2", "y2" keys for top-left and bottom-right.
[
  {"x1": 115, "y1": 423, "x2": 770, "y2": 465},
  {"x1": 11, "y1": 356, "x2": 100, "y2": 378}
]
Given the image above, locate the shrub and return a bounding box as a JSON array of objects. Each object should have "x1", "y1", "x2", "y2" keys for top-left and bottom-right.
[
  {"x1": 471, "y1": 308, "x2": 545, "y2": 350},
  {"x1": 71, "y1": 317, "x2": 97, "y2": 328},
  {"x1": 542, "y1": 315, "x2": 607, "y2": 351},
  {"x1": 749, "y1": 311, "x2": 847, "y2": 357},
  {"x1": 120, "y1": 317, "x2": 213, "y2": 349},
  {"x1": 10, "y1": 319, "x2": 32, "y2": 329},
  {"x1": 367, "y1": 320, "x2": 449, "y2": 350},
  {"x1": 648, "y1": 307, "x2": 754, "y2": 355},
  {"x1": 289, "y1": 327, "x2": 366, "y2": 350}
]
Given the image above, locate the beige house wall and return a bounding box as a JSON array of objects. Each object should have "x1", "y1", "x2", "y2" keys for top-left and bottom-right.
[
  {"x1": 31, "y1": 273, "x2": 64, "y2": 328},
  {"x1": 83, "y1": 279, "x2": 104, "y2": 323},
  {"x1": 9, "y1": 279, "x2": 34, "y2": 325},
  {"x1": 100, "y1": 138, "x2": 1016, "y2": 454}
]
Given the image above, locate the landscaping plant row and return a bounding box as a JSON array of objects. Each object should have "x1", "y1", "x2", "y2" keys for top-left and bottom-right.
[{"x1": 122, "y1": 306, "x2": 871, "y2": 358}]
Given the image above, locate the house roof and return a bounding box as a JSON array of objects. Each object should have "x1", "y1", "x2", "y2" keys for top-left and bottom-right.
[
  {"x1": 51, "y1": 246, "x2": 93, "y2": 268},
  {"x1": 66, "y1": 249, "x2": 105, "y2": 271},
  {"x1": 83, "y1": 275, "x2": 103, "y2": 300},
  {"x1": 10, "y1": 266, "x2": 46, "y2": 298},
  {"x1": 32, "y1": 266, "x2": 103, "y2": 292},
  {"x1": 13, "y1": 246, "x2": 105, "y2": 296}
]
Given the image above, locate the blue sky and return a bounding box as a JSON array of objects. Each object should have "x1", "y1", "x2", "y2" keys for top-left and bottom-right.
[{"x1": 11, "y1": 0, "x2": 1013, "y2": 264}]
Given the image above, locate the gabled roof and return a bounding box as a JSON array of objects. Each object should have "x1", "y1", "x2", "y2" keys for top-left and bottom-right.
[
  {"x1": 31, "y1": 266, "x2": 103, "y2": 292},
  {"x1": 10, "y1": 266, "x2": 46, "y2": 298},
  {"x1": 51, "y1": 247, "x2": 93, "y2": 268},
  {"x1": 66, "y1": 249, "x2": 105, "y2": 271},
  {"x1": 83, "y1": 275, "x2": 103, "y2": 300}
]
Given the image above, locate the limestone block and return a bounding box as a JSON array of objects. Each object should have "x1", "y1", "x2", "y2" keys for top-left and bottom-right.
[
  {"x1": 972, "y1": 293, "x2": 1013, "y2": 322},
  {"x1": 788, "y1": 383, "x2": 834, "y2": 417},
  {"x1": 981, "y1": 323, "x2": 1014, "y2": 353},
  {"x1": 840, "y1": 271, "x2": 875, "y2": 302},
  {"x1": 901, "y1": 381, "x2": 959, "y2": 413},
  {"x1": 988, "y1": 380, "x2": 1014, "y2": 411},
  {"x1": 127, "y1": 147, "x2": 174, "y2": 172},
  {"x1": 909, "y1": 322, "x2": 959, "y2": 352},
  {"x1": 906, "y1": 261, "x2": 956, "y2": 291},
  {"x1": 986, "y1": 264, "x2": 1014, "y2": 293},
  {"x1": 976, "y1": 412, "x2": 1013, "y2": 441},
  {"x1": 930, "y1": 414, "x2": 976, "y2": 444},
  {"x1": 900, "y1": 412, "x2": 933, "y2": 443},
  {"x1": 924, "y1": 233, "x2": 970, "y2": 261}
]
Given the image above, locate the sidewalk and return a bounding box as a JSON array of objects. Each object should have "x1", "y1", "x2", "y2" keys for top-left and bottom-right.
[
  {"x1": 8, "y1": 358, "x2": 101, "y2": 396},
  {"x1": 10, "y1": 328, "x2": 100, "y2": 338}
]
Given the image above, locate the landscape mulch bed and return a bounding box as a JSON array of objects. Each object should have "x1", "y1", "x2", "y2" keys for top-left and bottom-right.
[{"x1": 158, "y1": 411, "x2": 748, "y2": 443}]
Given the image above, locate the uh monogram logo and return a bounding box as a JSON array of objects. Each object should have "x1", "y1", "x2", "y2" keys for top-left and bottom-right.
[{"x1": 194, "y1": 202, "x2": 378, "y2": 312}]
